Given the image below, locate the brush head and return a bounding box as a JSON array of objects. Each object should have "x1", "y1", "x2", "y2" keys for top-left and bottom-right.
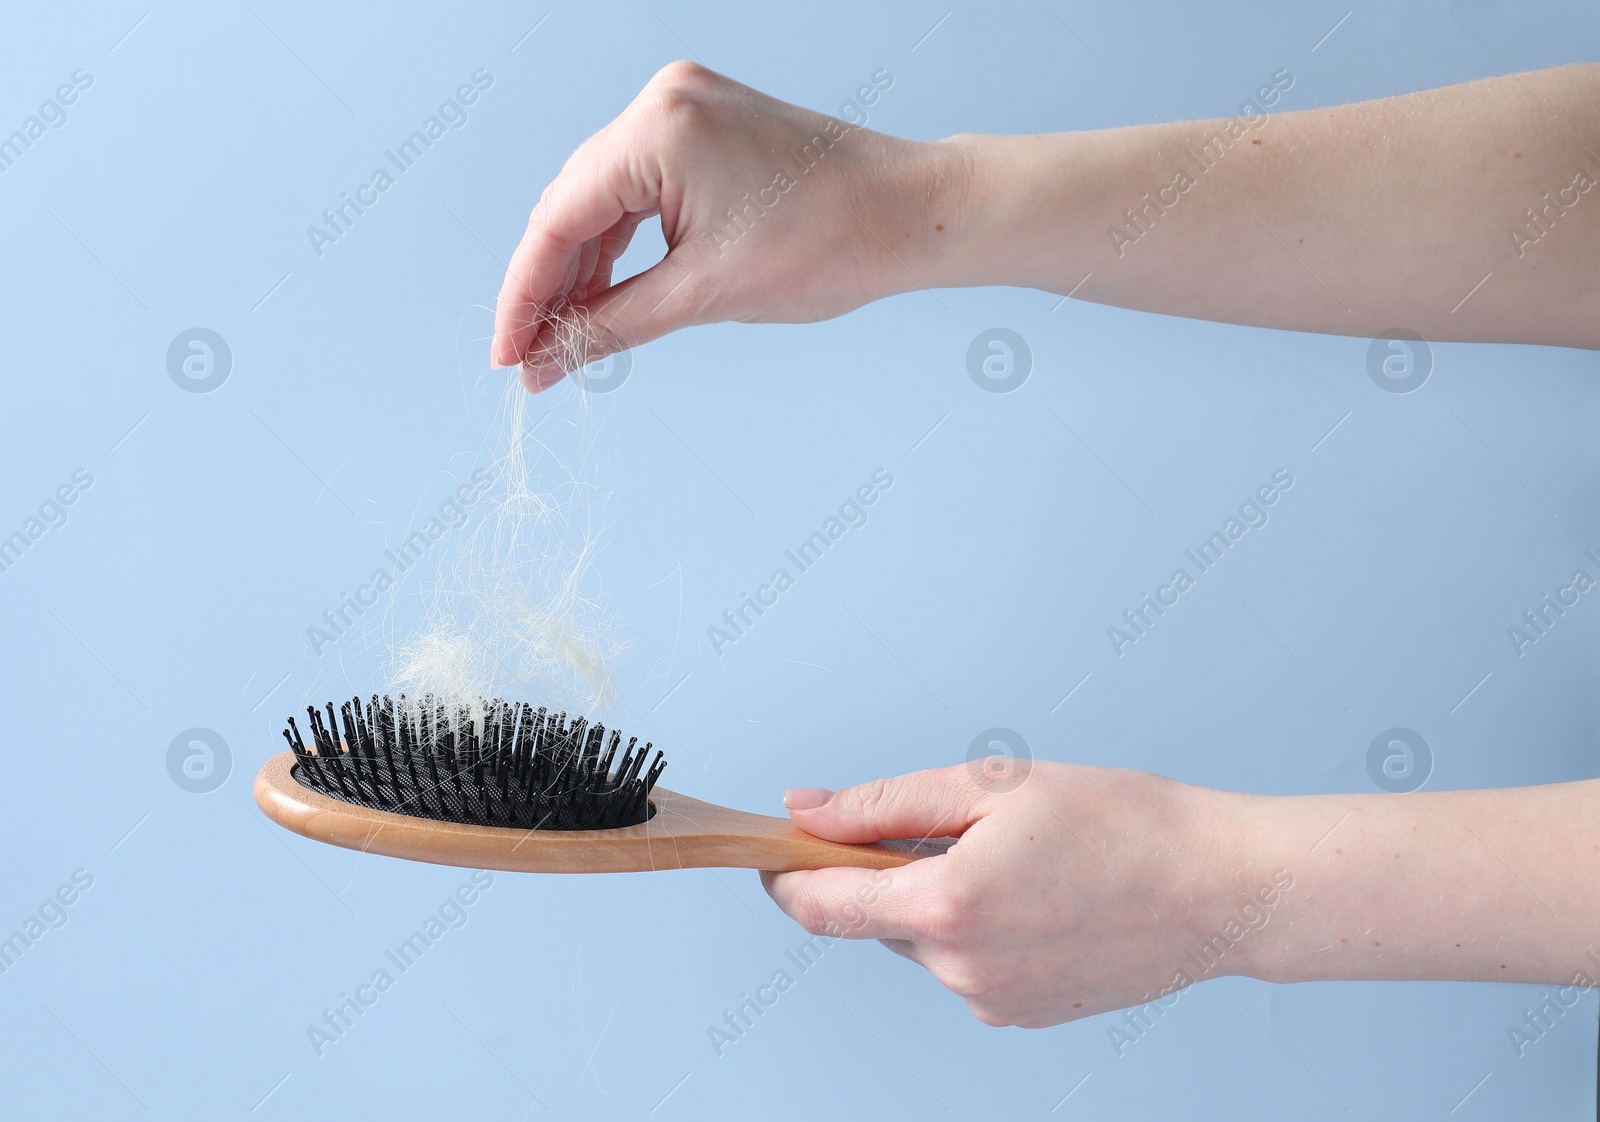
[{"x1": 282, "y1": 696, "x2": 665, "y2": 831}]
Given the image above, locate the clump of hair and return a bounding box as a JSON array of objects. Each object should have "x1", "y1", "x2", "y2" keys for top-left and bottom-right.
[
  {"x1": 388, "y1": 303, "x2": 624, "y2": 716},
  {"x1": 523, "y1": 294, "x2": 629, "y2": 387}
]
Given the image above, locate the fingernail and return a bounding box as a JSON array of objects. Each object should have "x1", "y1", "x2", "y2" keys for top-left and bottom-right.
[{"x1": 782, "y1": 787, "x2": 833, "y2": 811}]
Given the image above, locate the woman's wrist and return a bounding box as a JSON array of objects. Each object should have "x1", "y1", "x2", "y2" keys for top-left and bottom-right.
[
  {"x1": 1159, "y1": 785, "x2": 1299, "y2": 984},
  {"x1": 1208, "y1": 790, "x2": 1317, "y2": 985},
  {"x1": 915, "y1": 133, "x2": 1039, "y2": 291},
  {"x1": 915, "y1": 130, "x2": 1109, "y2": 294}
]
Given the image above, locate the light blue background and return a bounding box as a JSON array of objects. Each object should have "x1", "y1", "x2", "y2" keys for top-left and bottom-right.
[{"x1": 3, "y1": 1, "x2": 1599, "y2": 1118}]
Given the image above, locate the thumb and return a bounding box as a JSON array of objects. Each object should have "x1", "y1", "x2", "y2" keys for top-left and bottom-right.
[
  {"x1": 577, "y1": 252, "x2": 704, "y2": 364},
  {"x1": 512, "y1": 252, "x2": 703, "y2": 392},
  {"x1": 784, "y1": 766, "x2": 987, "y2": 845}
]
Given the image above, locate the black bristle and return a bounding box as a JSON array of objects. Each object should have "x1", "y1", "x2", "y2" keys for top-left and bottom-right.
[
  {"x1": 404, "y1": 708, "x2": 429, "y2": 812},
  {"x1": 617, "y1": 736, "x2": 648, "y2": 788},
  {"x1": 285, "y1": 698, "x2": 663, "y2": 832},
  {"x1": 420, "y1": 701, "x2": 444, "y2": 805},
  {"x1": 514, "y1": 706, "x2": 537, "y2": 785},
  {"x1": 384, "y1": 696, "x2": 408, "y2": 808},
  {"x1": 496, "y1": 703, "x2": 516, "y2": 805},
  {"x1": 338, "y1": 701, "x2": 361, "y2": 793},
  {"x1": 307, "y1": 706, "x2": 351, "y2": 798},
  {"x1": 596, "y1": 730, "x2": 620, "y2": 786},
  {"x1": 388, "y1": 702, "x2": 412, "y2": 804},
  {"x1": 327, "y1": 701, "x2": 360, "y2": 792},
  {"x1": 437, "y1": 711, "x2": 461, "y2": 812},
  {"x1": 283, "y1": 724, "x2": 314, "y2": 787}
]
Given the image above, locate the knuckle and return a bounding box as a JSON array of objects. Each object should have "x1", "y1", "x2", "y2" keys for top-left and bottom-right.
[
  {"x1": 940, "y1": 873, "x2": 980, "y2": 913},
  {"x1": 640, "y1": 60, "x2": 717, "y2": 121},
  {"x1": 648, "y1": 59, "x2": 713, "y2": 89},
  {"x1": 527, "y1": 187, "x2": 573, "y2": 250},
  {"x1": 915, "y1": 897, "x2": 964, "y2": 944},
  {"x1": 934, "y1": 965, "x2": 979, "y2": 999},
  {"x1": 929, "y1": 955, "x2": 986, "y2": 999},
  {"x1": 851, "y1": 777, "x2": 893, "y2": 820},
  {"x1": 791, "y1": 898, "x2": 832, "y2": 938},
  {"x1": 913, "y1": 878, "x2": 978, "y2": 944},
  {"x1": 965, "y1": 999, "x2": 1014, "y2": 1028}
]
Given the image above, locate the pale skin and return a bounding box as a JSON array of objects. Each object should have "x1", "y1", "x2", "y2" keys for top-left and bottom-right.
[{"x1": 491, "y1": 61, "x2": 1600, "y2": 1027}]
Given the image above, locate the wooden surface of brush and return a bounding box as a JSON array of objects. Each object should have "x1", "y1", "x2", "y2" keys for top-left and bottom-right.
[{"x1": 255, "y1": 750, "x2": 937, "y2": 873}]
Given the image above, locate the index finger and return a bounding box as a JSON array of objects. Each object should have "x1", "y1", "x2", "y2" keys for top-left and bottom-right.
[
  {"x1": 759, "y1": 860, "x2": 937, "y2": 943},
  {"x1": 491, "y1": 124, "x2": 664, "y2": 369}
]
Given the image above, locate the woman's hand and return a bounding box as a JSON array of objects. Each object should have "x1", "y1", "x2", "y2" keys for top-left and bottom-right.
[
  {"x1": 765, "y1": 761, "x2": 1600, "y2": 1026},
  {"x1": 491, "y1": 60, "x2": 965, "y2": 390},
  {"x1": 761, "y1": 762, "x2": 1247, "y2": 1028}
]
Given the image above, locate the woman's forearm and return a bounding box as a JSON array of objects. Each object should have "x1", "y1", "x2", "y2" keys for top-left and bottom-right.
[
  {"x1": 927, "y1": 63, "x2": 1600, "y2": 348},
  {"x1": 1226, "y1": 778, "x2": 1600, "y2": 987}
]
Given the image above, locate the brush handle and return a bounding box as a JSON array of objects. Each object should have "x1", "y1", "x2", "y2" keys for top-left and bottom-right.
[{"x1": 254, "y1": 752, "x2": 945, "y2": 873}]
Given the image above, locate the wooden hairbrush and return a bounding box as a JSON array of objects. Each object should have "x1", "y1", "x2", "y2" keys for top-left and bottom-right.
[{"x1": 255, "y1": 697, "x2": 941, "y2": 873}]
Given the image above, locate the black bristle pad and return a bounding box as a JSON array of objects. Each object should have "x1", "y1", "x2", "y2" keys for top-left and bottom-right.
[{"x1": 284, "y1": 699, "x2": 666, "y2": 831}]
